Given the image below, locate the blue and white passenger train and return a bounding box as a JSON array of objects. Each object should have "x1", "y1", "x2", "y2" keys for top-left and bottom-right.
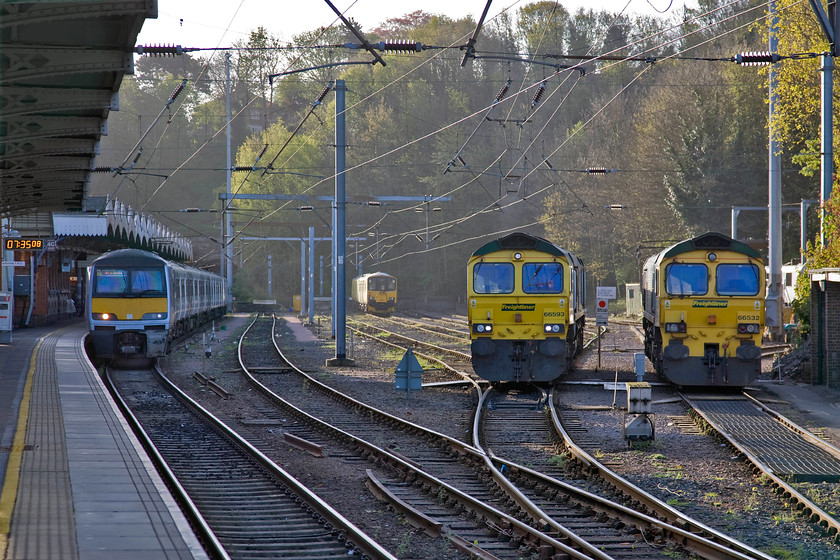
[{"x1": 87, "y1": 249, "x2": 226, "y2": 359}]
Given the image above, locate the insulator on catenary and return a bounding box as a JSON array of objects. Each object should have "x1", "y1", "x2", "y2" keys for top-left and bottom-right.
[
  {"x1": 169, "y1": 82, "x2": 185, "y2": 101},
  {"x1": 314, "y1": 83, "x2": 333, "y2": 105},
  {"x1": 531, "y1": 82, "x2": 546, "y2": 107},
  {"x1": 735, "y1": 51, "x2": 780, "y2": 66},
  {"x1": 135, "y1": 44, "x2": 184, "y2": 56},
  {"x1": 586, "y1": 167, "x2": 609, "y2": 174},
  {"x1": 494, "y1": 79, "x2": 511, "y2": 103},
  {"x1": 372, "y1": 41, "x2": 423, "y2": 53}
]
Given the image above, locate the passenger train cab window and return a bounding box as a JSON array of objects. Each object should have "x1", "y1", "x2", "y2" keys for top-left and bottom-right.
[
  {"x1": 131, "y1": 269, "x2": 165, "y2": 295},
  {"x1": 93, "y1": 268, "x2": 165, "y2": 297},
  {"x1": 715, "y1": 264, "x2": 760, "y2": 296},
  {"x1": 665, "y1": 263, "x2": 708, "y2": 296},
  {"x1": 369, "y1": 277, "x2": 396, "y2": 291},
  {"x1": 473, "y1": 263, "x2": 514, "y2": 294},
  {"x1": 522, "y1": 263, "x2": 563, "y2": 294},
  {"x1": 93, "y1": 269, "x2": 127, "y2": 295}
]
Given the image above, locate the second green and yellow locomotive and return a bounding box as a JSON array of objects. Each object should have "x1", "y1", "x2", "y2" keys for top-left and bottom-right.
[
  {"x1": 642, "y1": 232, "x2": 765, "y2": 387},
  {"x1": 467, "y1": 232, "x2": 586, "y2": 383}
]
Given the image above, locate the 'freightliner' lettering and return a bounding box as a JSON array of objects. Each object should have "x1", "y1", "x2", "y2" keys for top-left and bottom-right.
[
  {"x1": 692, "y1": 300, "x2": 728, "y2": 308},
  {"x1": 502, "y1": 304, "x2": 536, "y2": 311}
]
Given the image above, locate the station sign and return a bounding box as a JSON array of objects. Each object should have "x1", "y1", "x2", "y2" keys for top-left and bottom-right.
[
  {"x1": 596, "y1": 286, "x2": 617, "y2": 299},
  {"x1": 2, "y1": 261, "x2": 25, "y2": 268}
]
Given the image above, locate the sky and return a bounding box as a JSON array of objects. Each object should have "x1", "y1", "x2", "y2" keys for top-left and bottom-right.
[{"x1": 135, "y1": 0, "x2": 693, "y2": 51}]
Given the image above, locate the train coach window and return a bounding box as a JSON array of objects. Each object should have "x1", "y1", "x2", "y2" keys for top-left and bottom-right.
[
  {"x1": 665, "y1": 263, "x2": 708, "y2": 296},
  {"x1": 473, "y1": 263, "x2": 514, "y2": 294},
  {"x1": 93, "y1": 269, "x2": 127, "y2": 295},
  {"x1": 716, "y1": 264, "x2": 760, "y2": 296},
  {"x1": 523, "y1": 263, "x2": 563, "y2": 293}
]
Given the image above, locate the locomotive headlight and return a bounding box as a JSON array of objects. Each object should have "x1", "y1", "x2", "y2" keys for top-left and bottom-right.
[
  {"x1": 738, "y1": 323, "x2": 760, "y2": 334},
  {"x1": 544, "y1": 324, "x2": 563, "y2": 333},
  {"x1": 665, "y1": 322, "x2": 687, "y2": 333},
  {"x1": 474, "y1": 323, "x2": 493, "y2": 333},
  {"x1": 141, "y1": 312, "x2": 168, "y2": 320},
  {"x1": 513, "y1": 252, "x2": 523, "y2": 260},
  {"x1": 92, "y1": 312, "x2": 117, "y2": 320}
]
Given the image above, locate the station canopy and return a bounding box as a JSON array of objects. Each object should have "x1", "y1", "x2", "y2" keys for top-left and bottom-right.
[{"x1": 1, "y1": 1, "x2": 153, "y2": 218}]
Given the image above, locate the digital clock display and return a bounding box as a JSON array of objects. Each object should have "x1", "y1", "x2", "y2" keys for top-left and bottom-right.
[{"x1": 5, "y1": 238, "x2": 43, "y2": 250}]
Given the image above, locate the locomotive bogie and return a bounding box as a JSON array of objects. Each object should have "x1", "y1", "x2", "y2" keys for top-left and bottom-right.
[{"x1": 467, "y1": 232, "x2": 585, "y2": 384}]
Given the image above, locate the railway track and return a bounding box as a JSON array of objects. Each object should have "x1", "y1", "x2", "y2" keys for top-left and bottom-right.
[
  {"x1": 683, "y1": 391, "x2": 840, "y2": 542},
  {"x1": 346, "y1": 317, "x2": 474, "y2": 385},
  {"x1": 340, "y1": 316, "x2": 773, "y2": 559},
  {"x1": 238, "y1": 315, "x2": 589, "y2": 559},
  {"x1": 479, "y1": 386, "x2": 776, "y2": 560},
  {"x1": 106, "y1": 364, "x2": 396, "y2": 560},
  {"x1": 389, "y1": 313, "x2": 470, "y2": 339}
]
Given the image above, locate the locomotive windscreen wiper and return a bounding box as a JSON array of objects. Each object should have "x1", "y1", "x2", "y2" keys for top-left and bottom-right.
[{"x1": 526, "y1": 264, "x2": 543, "y2": 288}]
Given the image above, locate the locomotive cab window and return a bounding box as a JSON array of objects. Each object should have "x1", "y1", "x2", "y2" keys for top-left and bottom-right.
[
  {"x1": 522, "y1": 262, "x2": 563, "y2": 294},
  {"x1": 715, "y1": 264, "x2": 760, "y2": 296},
  {"x1": 473, "y1": 263, "x2": 514, "y2": 294},
  {"x1": 665, "y1": 263, "x2": 708, "y2": 296}
]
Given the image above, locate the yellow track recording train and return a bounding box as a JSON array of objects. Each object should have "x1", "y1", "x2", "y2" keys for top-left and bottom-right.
[
  {"x1": 351, "y1": 272, "x2": 397, "y2": 316},
  {"x1": 642, "y1": 232, "x2": 765, "y2": 387},
  {"x1": 468, "y1": 232, "x2": 586, "y2": 383},
  {"x1": 87, "y1": 249, "x2": 226, "y2": 359}
]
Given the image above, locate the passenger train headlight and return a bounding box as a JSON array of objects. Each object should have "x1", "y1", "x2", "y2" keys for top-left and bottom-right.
[
  {"x1": 474, "y1": 324, "x2": 493, "y2": 333},
  {"x1": 141, "y1": 312, "x2": 168, "y2": 320},
  {"x1": 665, "y1": 322, "x2": 687, "y2": 333},
  {"x1": 92, "y1": 312, "x2": 117, "y2": 320},
  {"x1": 738, "y1": 323, "x2": 760, "y2": 334},
  {"x1": 544, "y1": 324, "x2": 564, "y2": 333}
]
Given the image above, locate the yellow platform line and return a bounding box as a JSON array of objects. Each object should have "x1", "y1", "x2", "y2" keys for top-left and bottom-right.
[{"x1": 0, "y1": 339, "x2": 41, "y2": 557}]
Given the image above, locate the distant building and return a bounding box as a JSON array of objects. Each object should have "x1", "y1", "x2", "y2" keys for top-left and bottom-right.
[{"x1": 625, "y1": 283, "x2": 641, "y2": 316}]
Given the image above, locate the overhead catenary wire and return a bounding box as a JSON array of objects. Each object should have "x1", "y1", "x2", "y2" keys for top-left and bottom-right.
[{"x1": 130, "y1": 0, "x2": 793, "y2": 263}]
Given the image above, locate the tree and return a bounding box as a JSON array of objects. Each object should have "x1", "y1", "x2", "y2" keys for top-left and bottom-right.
[{"x1": 792, "y1": 188, "x2": 840, "y2": 333}]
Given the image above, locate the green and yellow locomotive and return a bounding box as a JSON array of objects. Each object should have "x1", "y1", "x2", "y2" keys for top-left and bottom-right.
[
  {"x1": 642, "y1": 232, "x2": 765, "y2": 387},
  {"x1": 467, "y1": 232, "x2": 586, "y2": 383}
]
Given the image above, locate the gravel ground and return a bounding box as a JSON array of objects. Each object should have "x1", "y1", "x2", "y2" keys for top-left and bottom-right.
[
  {"x1": 160, "y1": 312, "x2": 840, "y2": 560},
  {"x1": 566, "y1": 321, "x2": 840, "y2": 560}
]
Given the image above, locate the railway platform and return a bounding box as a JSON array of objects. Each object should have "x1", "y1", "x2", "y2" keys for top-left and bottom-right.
[
  {"x1": 0, "y1": 319, "x2": 207, "y2": 560},
  {"x1": 754, "y1": 378, "x2": 840, "y2": 442}
]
